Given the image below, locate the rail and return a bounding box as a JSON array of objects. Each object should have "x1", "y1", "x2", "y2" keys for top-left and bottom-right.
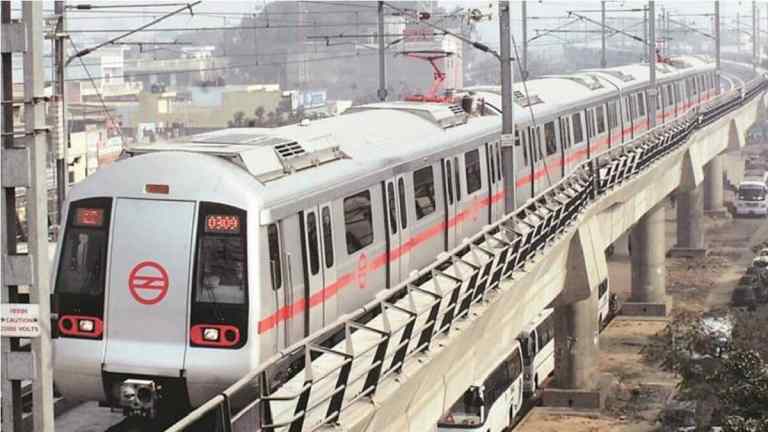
[{"x1": 166, "y1": 73, "x2": 768, "y2": 432}]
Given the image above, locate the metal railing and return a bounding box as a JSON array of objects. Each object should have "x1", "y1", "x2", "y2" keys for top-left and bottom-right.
[{"x1": 166, "y1": 73, "x2": 768, "y2": 432}]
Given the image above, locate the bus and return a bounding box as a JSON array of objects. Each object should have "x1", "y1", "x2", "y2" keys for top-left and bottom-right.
[
  {"x1": 735, "y1": 179, "x2": 768, "y2": 217},
  {"x1": 437, "y1": 341, "x2": 525, "y2": 431},
  {"x1": 518, "y1": 308, "x2": 555, "y2": 396}
]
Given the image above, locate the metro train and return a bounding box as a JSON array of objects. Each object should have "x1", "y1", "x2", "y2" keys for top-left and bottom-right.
[{"x1": 52, "y1": 55, "x2": 719, "y2": 419}]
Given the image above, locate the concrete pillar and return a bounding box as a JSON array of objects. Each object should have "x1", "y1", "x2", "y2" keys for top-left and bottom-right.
[
  {"x1": 623, "y1": 201, "x2": 668, "y2": 316},
  {"x1": 673, "y1": 183, "x2": 706, "y2": 255},
  {"x1": 552, "y1": 288, "x2": 599, "y2": 390},
  {"x1": 612, "y1": 231, "x2": 631, "y2": 258},
  {"x1": 703, "y1": 155, "x2": 726, "y2": 215}
]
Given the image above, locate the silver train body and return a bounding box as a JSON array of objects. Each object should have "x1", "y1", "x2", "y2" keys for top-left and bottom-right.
[{"x1": 52, "y1": 56, "x2": 717, "y2": 414}]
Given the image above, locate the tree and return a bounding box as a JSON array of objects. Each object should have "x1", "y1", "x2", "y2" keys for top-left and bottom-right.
[
  {"x1": 232, "y1": 111, "x2": 246, "y2": 127},
  {"x1": 254, "y1": 106, "x2": 265, "y2": 126}
]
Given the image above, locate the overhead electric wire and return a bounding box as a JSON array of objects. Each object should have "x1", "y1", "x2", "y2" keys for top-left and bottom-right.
[{"x1": 69, "y1": 38, "x2": 126, "y2": 143}]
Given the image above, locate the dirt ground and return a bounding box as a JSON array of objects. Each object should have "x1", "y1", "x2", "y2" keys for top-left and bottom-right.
[{"x1": 515, "y1": 167, "x2": 768, "y2": 431}]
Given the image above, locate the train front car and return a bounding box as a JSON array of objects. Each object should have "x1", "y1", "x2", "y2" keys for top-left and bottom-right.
[{"x1": 52, "y1": 149, "x2": 262, "y2": 419}]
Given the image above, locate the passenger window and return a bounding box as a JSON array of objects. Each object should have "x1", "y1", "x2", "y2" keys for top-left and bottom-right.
[
  {"x1": 607, "y1": 101, "x2": 618, "y2": 130},
  {"x1": 306, "y1": 212, "x2": 319, "y2": 275},
  {"x1": 638, "y1": 93, "x2": 646, "y2": 116},
  {"x1": 445, "y1": 160, "x2": 454, "y2": 204},
  {"x1": 521, "y1": 129, "x2": 529, "y2": 166},
  {"x1": 267, "y1": 224, "x2": 282, "y2": 290},
  {"x1": 496, "y1": 144, "x2": 503, "y2": 182},
  {"x1": 344, "y1": 190, "x2": 374, "y2": 254},
  {"x1": 596, "y1": 106, "x2": 606, "y2": 134},
  {"x1": 387, "y1": 182, "x2": 398, "y2": 234},
  {"x1": 195, "y1": 203, "x2": 247, "y2": 305},
  {"x1": 489, "y1": 144, "x2": 497, "y2": 180},
  {"x1": 397, "y1": 178, "x2": 408, "y2": 229},
  {"x1": 509, "y1": 347, "x2": 523, "y2": 379},
  {"x1": 413, "y1": 166, "x2": 436, "y2": 219},
  {"x1": 544, "y1": 121, "x2": 557, "y2": 156},
  {"x1": 572, "y1": 113, "x2": 584, "y2": 144},
  {"x1": 321, "y1": 207, "x2": 334, "y2": 268},
  {"x1": 465, "y1": 149, "x2": 482, "y2": 194},
  {"x1": 484, "y1": 360, "x2": 513, "y2": 405},
  {"x1": 453, "y1": 158, "x2": 461, "y2": 201}
]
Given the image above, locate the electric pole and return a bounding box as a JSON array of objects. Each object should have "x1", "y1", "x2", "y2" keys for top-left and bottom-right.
[
  {"x1": 601, "y1": 1, "x2": 607, "y2": 68},
  {"x1": 754, "y1": 1, "x2": 758, "y2": 70},
  {"x1": 377, "y1": 1, "x2": 387, "y2": 101},
  {"x1": 644, "y1": 6, "x2": 648, "y2": 61},
  {"x1": 53, "y1": 0, "x2": 68, "y2": 223},
  {"x1": 499, "y1": 0, "x2": 515, "y2": 213},
  {"x1": 1, "y1": 1, "x2": 23, "y2": 428},
  {"x1": 648, "y1": 1, "x2": 657, "y2": 129},
  {"x1": 25, "y1": 2, "x2": 56, "y2": 430},
  {"x1": 716, "y1": 1, "x2": 721, "y2": 94},
  {"x1": 738, "y1": 11, "x2": 741, "y2": 55},
  {"x1": 521, "y1": 1, "x2": 528, "y2": 80}
]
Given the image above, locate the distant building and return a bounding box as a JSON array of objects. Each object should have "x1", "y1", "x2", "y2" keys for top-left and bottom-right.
[{"x1": 133, "y1": 84, "x2": 285, "y2": 133}]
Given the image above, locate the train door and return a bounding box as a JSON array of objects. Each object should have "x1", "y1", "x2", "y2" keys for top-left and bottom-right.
[
  {"x1": 319, "y1": 204, "x2": 337, "y2": 324},
  {"x1": 530, "y1": 126, "x2": 547, "y2": 198},
  {"x1": 606, "y1": 100, "x2": 619, "y2": 149},
  {"x1": 274, "y1": 216, "x2": 305, "y2": 344},
  {"x1": 300, "y1": 206, "x2": 329, "y2": 331},
  {"x1": 104, "y1": 198, "x2": 193, "y2": 375},
  {"x1": 385, "y1": 177, "x2": 409, "y2": 286},
  {"x1": 459, "y1": 147, "x2": 486, "y2": 240},
  {"x1": 542, "y1": 120, "x2": 561, "y2": 184},
  {"x1": 443, "y1": 158, "x2": 459, "y2": 249}
]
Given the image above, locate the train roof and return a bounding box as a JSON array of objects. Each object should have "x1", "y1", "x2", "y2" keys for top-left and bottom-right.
[
  {"x1": 123, "y1": 55, "x2": 715, "y2": 223},
  {"x1": 468, "y1": 55, "x2": 715, "y2": 125}
]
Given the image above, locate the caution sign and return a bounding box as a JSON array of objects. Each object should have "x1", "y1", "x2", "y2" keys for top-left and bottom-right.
[
  {"x1": 128, "y1": 261, "x2": 169, "y2": 305},
  {"x1": 1, "y1": 303, "x2": 41, "y2": 338}
]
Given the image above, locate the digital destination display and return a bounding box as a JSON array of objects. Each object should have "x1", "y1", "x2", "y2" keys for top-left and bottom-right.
[
  {"x1": 205, "y1": 215, "x2": 241, "y2": 233},
  {"x1": 74, "y1": 208, "x2": 105, "y2": 227}
]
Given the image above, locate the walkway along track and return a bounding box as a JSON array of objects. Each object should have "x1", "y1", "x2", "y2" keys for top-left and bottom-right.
[{"x1": 166, "y1": 72, "x2": 768, "y2": 432}]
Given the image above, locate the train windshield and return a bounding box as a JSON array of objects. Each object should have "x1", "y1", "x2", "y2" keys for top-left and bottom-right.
[
  {"x1": 195, "y1": 203, "x2": 247, "y2": 305},
  {"x1": 55, "y1": 199, "x2": 112, "y2": 295},
  {"x1": 437, "y1": 386, "x2": 483, "y2": 427},
  {"x1": 738, "y1": 185, "x2": 766, "y2": 202}
]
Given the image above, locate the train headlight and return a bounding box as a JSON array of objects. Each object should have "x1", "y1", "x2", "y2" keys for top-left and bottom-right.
[
  {"x1": 203, "y1": 328, "x2": 220, "y2": 342},
  {"x1": 78, "y1": 319, "x2": 95, "y2": 332}
]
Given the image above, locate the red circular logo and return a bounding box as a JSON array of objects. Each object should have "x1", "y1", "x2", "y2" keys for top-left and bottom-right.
[
  {"x1": 128, "y1": 261, "x2": 169, "y2": 305},
  {"x1": 357, "y1": 253, "x2": 368, "y2": 289}
]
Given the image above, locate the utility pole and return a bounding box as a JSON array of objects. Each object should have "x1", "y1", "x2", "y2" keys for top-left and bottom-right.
[
  {"x1": 1, "y1": 1, "x2": 23, "y2": 429},
  {"x1": 601, "y1": 1, "x2": 607, "y2": 68},
  {"x1": 24, "y1": 1, "x2": 56, "y2": 430},
  {"x1": 499, "y1": 0, "x2": 515, "y2": 213},
  {"x1": 644, "y1": 6, "x2": 648, "y2": 61},
  {"x1": 716, "y1": 1, "x2": 721, "y2": 94},
  {"x1": 754, "y1": 1, "x2": 758, "y2": 70},
  {"x1": 53, "y1": 0, "x2": 68, "y2": 223},
  {"x1": 738, "y1": 11, "x2": 741, "y2": 54},
  {"x1": 521, "y1": 1, "x2": 528, "y2": 80},
  {"x1": 666, "y1": 10, "x2": 671, "y2": 56},
  {"x1": 648, "y1": 1, "x2": 657, "y2": 129},
  {"x1": 377, "y1": 1, "x2": 387, "y2": 101}
]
